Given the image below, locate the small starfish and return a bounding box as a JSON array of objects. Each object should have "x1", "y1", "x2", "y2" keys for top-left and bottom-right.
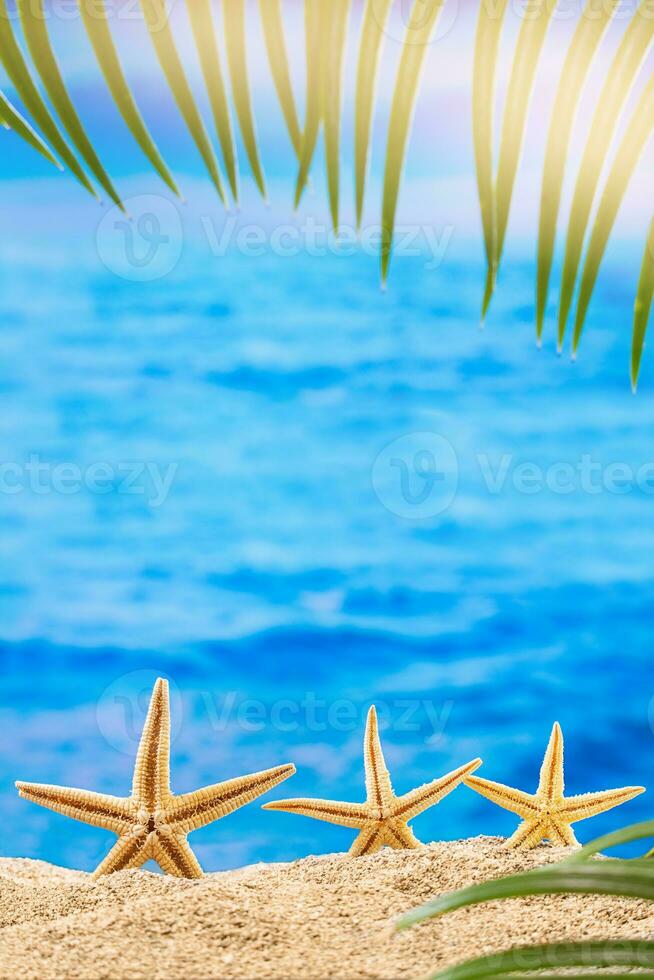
[
  {"x1": 263, "y1": 705, "x2": 482, "y2": 856},
  {"x1": 16, "y1": 678, "x2": 295, "y2": 878},
  {"x1": 465, "y1": 722, "x2": 645, "y2": 849}
]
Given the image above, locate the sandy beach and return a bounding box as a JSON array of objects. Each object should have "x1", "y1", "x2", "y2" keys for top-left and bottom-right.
[{"x1": 0, "y1": 836, "x2": 651, "y2": 979}]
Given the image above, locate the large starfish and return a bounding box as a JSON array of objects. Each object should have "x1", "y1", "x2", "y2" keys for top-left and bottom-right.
[
  {"x1": 465, "y1": 722, "x2": 645, "y2": 849},
  {"x1": 263, "y1": 705, "x2": 481, "y2": 856},
  {"x1": 16, "y1": 678, "x2": 295, "y2": 878}
]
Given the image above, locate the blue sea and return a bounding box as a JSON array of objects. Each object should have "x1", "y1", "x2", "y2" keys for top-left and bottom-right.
[
  {"x1": 1, "y1": 5, "x2": 653, "y2": 871},
  {"x1": 0, "y1": 175, "x2": 652, "y2": 871}
]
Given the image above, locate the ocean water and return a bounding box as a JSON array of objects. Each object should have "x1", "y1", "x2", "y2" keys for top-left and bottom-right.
[{"x1": 0, "y1": 173, "x2": 652, "y2": 872}]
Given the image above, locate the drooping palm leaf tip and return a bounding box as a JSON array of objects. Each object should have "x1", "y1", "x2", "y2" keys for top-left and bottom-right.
[
  {"x1": 0, "y1": 1, "x2": 651, "y2": 381},
  {"x1": 398, "y1": 819, "x2": 654, "y2": 978}
]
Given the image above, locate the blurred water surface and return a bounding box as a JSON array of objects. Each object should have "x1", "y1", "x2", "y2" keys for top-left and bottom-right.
[{"x1": 0, "y1": 164, "x2": 652, "y2": 870}]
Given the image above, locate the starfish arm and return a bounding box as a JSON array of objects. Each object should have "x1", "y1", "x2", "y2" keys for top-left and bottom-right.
[
  {"x1": 548, "y1": 818, "x2": 579, "y2": 847},
  {"x1": 505, "y1": 818, "x2": 547, "y2": 850},
  {"x1": 15, "y1": 781, "x2": 133, "y2": 834},
  {"x1": 152, "y1": 831, "x2": 203, "y2": 878},
  {"x1": 170, "y1": 763, "x2": 296, "y2": 834},
  {"x1": 383, "y1": 821, "x2": 421, "y2": 850},
  {"x1": 537, "y1": 721, "x2": 565, "y2": 801},
  {"x1": 263, "y1": 796, "x2": 370, "y2": 829},
  {"x1": 363, "y1": 706, "x2": 395, "y2": 808},
  {"x1": 132, "y1": 677, "x2": 171, "y2": 810},
  {"x1": 393, "y1": 758, "x2": 482, "y2": 821},
  {"x1": 92, "y1": 829, "x2": 150, "y2": 877},
  {"x1": 464, "y1": 774, "x2": 540, "y2": 819},
  {"x1": 349, "y1": 823, "x2": 385, "y2": 857},
  {"x1": 559, "y1": 786, "x2": 645, "y2": 823}
]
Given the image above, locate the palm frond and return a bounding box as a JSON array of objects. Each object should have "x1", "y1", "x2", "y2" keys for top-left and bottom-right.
[
  {"x1": 223, "y1": 0, "x2": 266, "y2": 199},
  {"x1": 322, "y1": 0, "x2": 351, "y2": 230},
  {"x1": 354, "y1": 0, "x2": 393, "y2": 228},
  {"x1": 188, "y1": 0, "x2": 238, "y2": 200},
  {"x1": 0, "y1": 0, "x2": 95, "y2": 195},
  {"x1": 535, "y1": 0, "x2": 621, "y2": 341},
  {"x1": 472, "y1": 0, "x2": 510, "y2": 318},
  {"x1": 0, "y1": 88, "x2": 57, "y2": 164},
  {"x1": 295, "y1": 0, "x2": 325, "y2": 208},
  {"x1": 399, "y1": 821, "x2": 654, "y2": 978},
  {"x1": 79, "y1": 0, "x2": 178, "y2": 197},
  {"x1": 572, "y1": 74, "x2": 654, "y2": 354},
  {"x1": 17, "y1": 0, "x2": 122, "y2": 207},
  {"x1": 258, "y1": 0, "x2": 302, "y2": 158},
  {"x1": 563, "y1": 817, "x2": 654, "y2": 860},
  {"x1": 140, "y1": 0, "x2": 225, "y2": 201},
  {"x1": 0, "y1": 0, "x2": 650, "y2": 382},
  {"x1": 381, "y1": 0, "x2": 447, "y2": 283},
  {"x1": 491, "y1": 0, "x2": 556, "y2": 306},
  {"x1": 632, "y1": 218, "x2": 654, "y2": 391},
  {"x1": 398, "y1": 859, "x2": 654, "y2": 930},
  {"x1": 557, "y1": 0, "x2": 653, "y2": 348},
  {"x1": 428, "y1": 940, "x2": 654, "y2": 980}
]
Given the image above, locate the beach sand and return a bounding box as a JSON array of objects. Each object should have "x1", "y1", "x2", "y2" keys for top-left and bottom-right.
[{"x1": 0, "y1": 836, "x2": 651, "y2": 979}]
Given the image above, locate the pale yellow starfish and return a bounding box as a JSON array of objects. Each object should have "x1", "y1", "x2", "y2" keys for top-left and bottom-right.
[
  {"x1": 16, "y1": 678, "x2": 295, "y2": 878},
  {"x1": 263, "y1": 705, "x2": 482, "y2": 856},
  {"x1": 465, "y1": 722, "x2": 645, "y2": 849}
]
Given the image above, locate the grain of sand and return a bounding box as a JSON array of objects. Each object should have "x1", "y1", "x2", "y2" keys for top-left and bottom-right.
[{"x1": 0, "y1": 836, "x2": 651, "y2": 979}]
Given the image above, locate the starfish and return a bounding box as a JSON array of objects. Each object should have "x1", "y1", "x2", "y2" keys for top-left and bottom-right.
[
  {"x1": 465, "y1": 722, "x2": 645, "y2": 849},
  {"x1": 16, "y1": 677, "x2": 295, "y2": 878},
  {"x1": 263, "y1": 705, "x2": 482, "y2": 856}
]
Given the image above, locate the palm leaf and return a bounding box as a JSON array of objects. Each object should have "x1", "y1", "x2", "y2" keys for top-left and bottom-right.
[
  {"x1": 354, "y1": 0, "x2": 393, "y2": 228},
  {"x1": 381, "y1": 0, "x2": 447, "y2": 284},
  {"x1": 140, "y1": 0, "x2": 225, "y2": 201},
  {"x1": 258, "y1": 0, "x2": 302, "y2": 157},
  {"x1": 0, "y1": 0, "x2": 649, "y2": 381},
  {"x1": 79, "y1": 0, "x2": 178, "y2": 197},
  {"x1": 223, "y1": 0, "x2": 266, "y2": 199},
  {"x1": 295, "y1": 0, "x2": 325, "y2": 208},
  {"x1": 187, "y1": 0, "x2": 238, "y2": 201},
  {"x1": 16, "y1": 0, "x2": 122, "y2": 207},
  {"x1": 322, "y1": 0, "x2": 351, "y2": 230},
  {"x1": 429, "y1": 940, "x2": 654, "y2": 979},
  {"x1": 557, "y1": 1, "x2": 654, "y2": 348},
  {"x1": 572, "y1": 74, "x2": 654, "y2": 354},
  {"x1": 0, "y1": 0, "x2": 95, "y2": 196},
  {"x1": 400, "y1": 821, "x2": 654, "y2": 978},
  {"x1": 472, "y1": 0, "x2": 510, "y2": 318},
  {"x1": 632, "y1": 218, "x2": 654, "y2": 391},
  {"x1": 398, "y1": 860, "x2": 654, "y2": 930},
  {"x1": 535, "y1": 0, "x2": 620, "y2": 341},
  {"x1": 563, "y1": 818, "x2": 654, "y2": 861},
  {"x1": 491, "y1": 0, "x2": 556, "y2": 304},
  {"x1": 0, "y1": 89, "x2": 57, "y2": 165}
]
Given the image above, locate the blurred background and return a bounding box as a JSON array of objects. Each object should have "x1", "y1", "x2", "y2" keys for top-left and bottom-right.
[{"x1": 0, "y1": 0, "x2": 653, "y2": 870}]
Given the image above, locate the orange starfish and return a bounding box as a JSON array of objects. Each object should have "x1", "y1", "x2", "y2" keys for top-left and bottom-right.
[
  {"x1": 465, "y1": 722, "x2": 645, "y2": 849},
  {"x1": 264, "y1": 705, "x2": 481, "y2": 856},
  {"x1": 17, "y1": 678, "x2": 295, "y2": 877}
]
